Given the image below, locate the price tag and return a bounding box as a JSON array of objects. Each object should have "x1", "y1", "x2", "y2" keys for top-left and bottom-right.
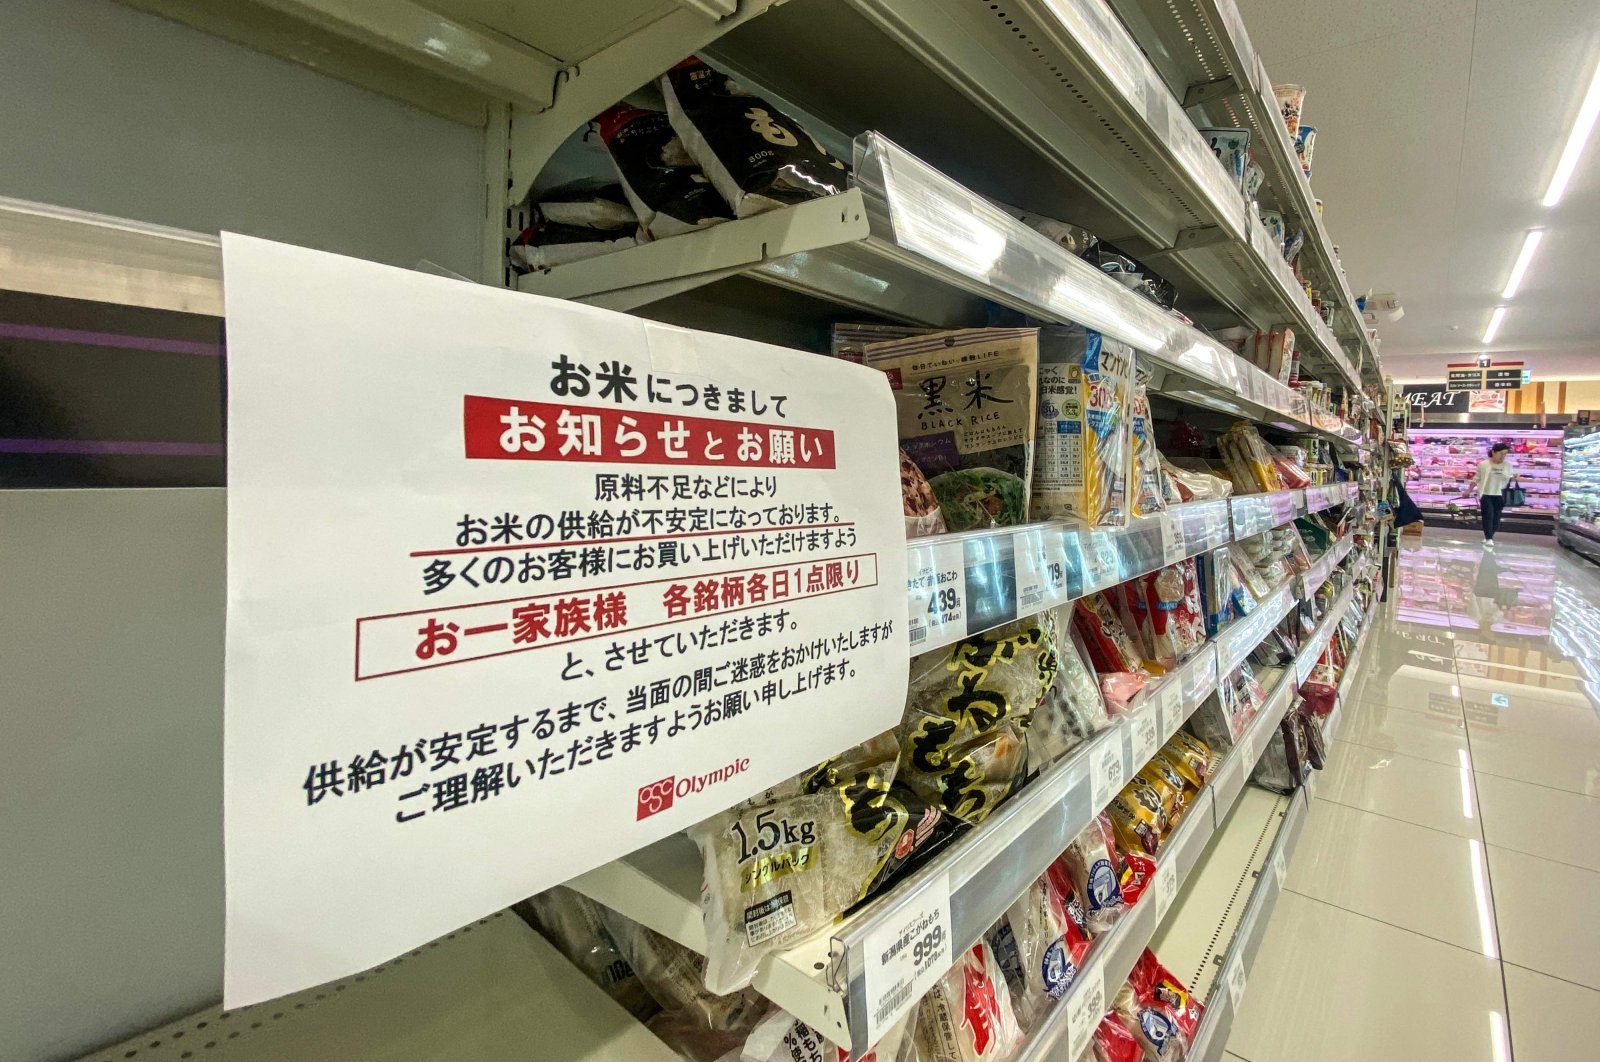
[
  {"x1": 1133, "y1": 709, "x2": 1160, "y2": 767},
  {"x1": 906, "y1": 539, "x2": 966, "y2": 649},
  {"x1": 1013, "y1": 529, "x2": 1066, "y2": 614},
  {"x1": 1237, "y1": 724, "x2": 1257, "y2": 770},
  {"x1": 1153, "y1": 861, "x2": 1178, "y2": 921},
  {"x1": 1064, "y1": 969, "x2": 1108, "y2": 1061},
  {"x1": 1161, "y1": 514, "x2": 1186, "y2": 566},
  {"x1": 1225, "y1": 955, "x2": 1248, "y2": 1011},
  {"x1": 860, "y1": 875, "x2": 952, "y2": 1044},
  {"x1": 1159, "y1": 680, "x2": 1184, "y2": 739},
  {"x1": 1090, "y1": 735, "x2": 1127, "y2": 812},
  {"x1": 1271, "y1": 847, "x2": 1289, "y2": 888},
  {"x1": 1077, "y1": 532, "x2": 1120, "y2": 594}
]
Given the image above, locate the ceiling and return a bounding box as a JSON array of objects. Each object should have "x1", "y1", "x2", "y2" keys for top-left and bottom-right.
[{"x1": 1234, "y1": 0, "x2": 1600, "y2": 379}]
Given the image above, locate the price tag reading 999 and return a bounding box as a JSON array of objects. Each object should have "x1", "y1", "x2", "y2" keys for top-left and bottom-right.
[
  {"x1": 1064, "y1": 967, "x2": 1108, "y2": 1060},
  {"x1": 906, "y1": 538, "x2": 967, "y2": 650},
  {"x1": 860, "y1": 875, "x2": 953, "y2": 1045}
]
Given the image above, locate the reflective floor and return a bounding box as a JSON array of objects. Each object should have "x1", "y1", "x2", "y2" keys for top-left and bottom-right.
[{"x1": 1226, "y1": 530, "x2": 1600, "y2": 1062}]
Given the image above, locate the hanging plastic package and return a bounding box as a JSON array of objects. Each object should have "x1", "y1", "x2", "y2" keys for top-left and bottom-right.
[
  {"x1": 595, "y1": 104, "x2": 732, "y2": 239},
  {"x1": 519, "y1": 886, "x2": 659, "y2": 1021},
  {"x1": 912, "y1": 941, "x2": 1025, "y2": 1062},
  {"x1": 661, "y1": 56, "x2": 848, "y2": 216}
]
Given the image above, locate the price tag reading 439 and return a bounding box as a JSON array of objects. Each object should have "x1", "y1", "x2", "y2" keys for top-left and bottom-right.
[
  {"x1": 860, "y1": 874, "x2": 953, "y2": 1045},
  {"x1": 906, "y1": 538, "x2": 966, "y2": 649}
]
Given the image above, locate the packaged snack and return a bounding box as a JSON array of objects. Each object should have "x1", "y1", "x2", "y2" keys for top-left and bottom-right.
[
  {"x1": 1073, "y1": 593, "x2": 1147, "y2": 674},
  {"x1": 1099, "y1": 672, "x2": 1152, "y2": 714},
  {"x1": 913, "y1": 941, "x2": 1025, "y2": 1062},
  {"x1": 1198, "y1": 127, "x2": 1250, "y2": 192},
  {"x1": 1118, "y1": 851, "x2": 1157, "y2": 906},
  {"x1": 1219, "y1": 421, "x2": 1285, "y2": 494},
  {"x1": 1163, "y1": 732, "x2": 1213, "y2": 781},
  {"x1": 1195, "y1": 547, "x2": 1235, "y2": 636},
  {"x1": 595, "y1": 104, "x2": 733, "y2": 239},
  {"x1": 990, "y1": 861, "x2": 1091, "y2": 1028},
  {"x1": 661, "y1": 57, "x2": 847, "y2": 217},
  {"x1": 1027, "y1": 622, "x2": 1111, "y2": 761},
  {"x1": 1129, "y1": 372, "x2": 1169, "y2": 516},
  {"x1": 1296, "y1": 124, "x2": 1318, "y2": 175},
  {"x1": 1093, "y1": 1012, "x2": 1145, "y2": 1062},
  {"x1": 520, "y1": 886, "x2": 658, "y2": 1021},
  {"x1": 1033, "y1": 325, "x2": 1135, "y2": 528},
  {"x1": 735, "y1": 1007, "x2": 914, "y2": 1062},
  {"x1": 1126, "y1": 564, "x2": 1203, "y2": 669},
  {"x1": 1113, "y1": 950, "x2": 1204, "y2": 1059},
  {"x1": 597, "y1": 907, "x2": 766, "y2": 1032},
  {"x1": 866, "y1": 328, "x2": 1040, "y2": 530},
  {"x1": 1064, "y1": 813, "x2": 1129, "y2": 931},
  {"x1": 902, "y1": 450, "x2": 949, "y2": 538},
  {"x1": 1275, "y1": 84, "x2": 1307, "y2": 138},
  {"x1": 1160, "y1": 456, "x2": 1232, "y2": 502},
  {"x1": 1107, "y1": 787, "x2": 1163, "y2": 855},
  {"x1": 1130, "y1": 764, "x2": 1181, "y2": 831},
  {"x1": 832, "y1": 322, "x2": 935, "y2": 364}
]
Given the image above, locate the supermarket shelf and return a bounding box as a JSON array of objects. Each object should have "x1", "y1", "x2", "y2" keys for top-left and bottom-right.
[
  {"x1": 1304, "y1": 481, "x2": 1356, "y2": 514},
  {"x1": 1292, "y1": 581, "x2": 1356, "y2": 687},
  {"x1": 0, "y1": 195, "x2": 223, "y2": 316},
  {"x1": 76, "y1": 912, "x2": 680, "y2": 1062},
  {"x1": 1014, "y1": 666, "x2": 1299, "y2": 1061},
  {"x1": 1107, "y1": 0, "x2": 1380, "y2": 386},
  {"x1": 1229, "y1": 489, "x2": 1304, "y2": 539},
  {"x1": 1148, "y1": 784, "x2": 1306, "y2": 1062},
  {"x1": 1298, "y1": 534, "x2": 1354, "y2": 598},
  {"x1": 690, "y1": 0, "x2": 1362, "y2": 391},
  {"x1": 567, "y1": 578, "x2": 1312, "y2": 1050}
]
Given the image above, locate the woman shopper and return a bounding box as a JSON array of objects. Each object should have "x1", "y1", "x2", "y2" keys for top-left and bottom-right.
[{"x1": 1473, "y1": 442, "x2": 1515, "y2": 547}]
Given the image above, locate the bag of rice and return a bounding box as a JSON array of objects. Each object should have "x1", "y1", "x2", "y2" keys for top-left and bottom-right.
[
  {"x1": 661, "y1": 57, "x2": 847, "y2": 217},
  {"x1": 1033, "y1": 325, "x2": 1134, "y2": 528},
  {"x1": 595, "y1": 104, "x2": 732, "y2": 239}
]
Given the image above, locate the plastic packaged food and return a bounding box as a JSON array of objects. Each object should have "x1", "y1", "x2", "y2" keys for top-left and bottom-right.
[
  {"x1": 1198, "y1": 127, "x2": 1250, "y2": 192},
  {"x1": 1117, "y1": 850, "x2": 1157, "y2": 907},
  {"x1": 1033, "y1": 325, "x2": 1135, "y2": 528},
  {"x1": 1074, "y1": 593, "x2": 1147, "y2": 674},
  {"x1": 511, "y1": 218, "x2": 638, "y2": 272},
  {"x1": 734, "y1": 1007, "x2": 915, "y2": 1062},
  {"x1": 1130, "y1": 764, "x2": 1181, "y2": 830},
  {"x1": 1099, "y1": 672, "x2": 1152, "y2": 714},
  {"x1": 1219, "y1": 422, "x2": 1286, "y2": 494},
  {"x1": 597, "y1": 906, "x2": 766, "y2": 1032},
  {"x1": 1296, "y1": 124, "x2": 1317, "y2": 176},
  {"x1": 830, "y1": 322, "x2": 936, "y2": 363},
  {"x1": 1124, "y1": 564, "x2": 1204, "y2": 669},
  {"x1": 1275, "y1": 84, "x2": 1307, "y2": 138},
  {"x1": 660, "y1": 57, "x2": 847, "y2": 216},
  {"x1": 1064, "y1": 813, "x2": 1129, "y2": 932},
  {"x1": 1196, "y1": 547, "x2": 1237, "y2": 636},
  {"x1": 1107, "y1": 787, "x2": 1163, "y2": 856},
  {"x1": 990, "y1": 860, "x2": 1092, "y2": 1027},
  {"x1": 595, "y1": 104, "x2": 733, "y2": 239},
  {"x1": 520, "y1": 886, "x2": 658, "y2": 1021},
  {"x1": 913, "y1": 941, "x2": 1025, "y2": 1062},
  {"x1": 1113, "y1": 949, "x2": 1204, "y2": 1059},
  {"x1": 1027, "y1": 623, "x2": 1111, "y2": 762},
  {"x1": 1160, "y1": 456, "x2": 1232, "y2": 502},
  {"x1": 1092, "y1": 1012, "x2": 1146, "y2": 1062},
  {"x1": 1129, "y1": 372, "x2": 1169, "y2": 516},
  {"x1": 866, "y1": 328, "x2": 1039, "y2": 530},
  {"x1": 902, "y1": 450, "x2": 949, "y2": 538}
]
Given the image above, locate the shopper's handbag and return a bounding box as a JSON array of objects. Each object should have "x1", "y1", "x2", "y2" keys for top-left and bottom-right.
[{"x1": 1503, "y1": 477, "x2": 1526, "y2": 507}]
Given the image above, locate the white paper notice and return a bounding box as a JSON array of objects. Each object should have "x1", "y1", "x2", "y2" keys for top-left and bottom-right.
[
  {"x1": 861, "y1": 876, "x2": 952, "y2": 1045},
  {"x1": 220, "y1": 236, "x2": 909, "y2": 1005}
]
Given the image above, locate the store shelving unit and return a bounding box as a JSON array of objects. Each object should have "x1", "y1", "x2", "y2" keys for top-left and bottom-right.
[
  {"x1": 1404, "y1": 427, "x2": 1562, "y2": 528},
  {"x1": 1557, "y1": 427, "x2": 1600, "y2": 565},
  {"x1": 10, "y1": 2, "x2": 1393, "y2": 1060}
]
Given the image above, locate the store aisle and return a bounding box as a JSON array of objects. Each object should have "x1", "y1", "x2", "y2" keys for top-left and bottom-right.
[{"x1": 1225, "y1": 531, "x2": 1600, "y2": 1062}]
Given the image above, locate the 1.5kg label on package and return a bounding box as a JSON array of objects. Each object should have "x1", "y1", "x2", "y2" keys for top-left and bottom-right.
[
  {"x1": 907, "y1": 539, "x2": 966, "y2": 649},
  {"x1": 861, "y1": 875, "x2": 952, "y2": 1045},
  {"x1": 1065, "y1": 967, "x2": 1108, "y2": 1060}
]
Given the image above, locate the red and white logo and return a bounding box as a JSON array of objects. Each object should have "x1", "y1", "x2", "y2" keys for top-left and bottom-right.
[{"x1": 636, "y1": 758, "x2": 752, "y2": 820}]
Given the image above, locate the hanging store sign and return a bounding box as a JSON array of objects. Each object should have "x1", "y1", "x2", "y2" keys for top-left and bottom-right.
[
  {"x1": 1468, "y1": 390, "x2": 1507, "y2": 413},
  {"x1": 220, "y1": 235, "x2": 908, "y2": 1006},
  {"x1": 1446, "y1": 361, "x2": 1525, "y2": 391}
]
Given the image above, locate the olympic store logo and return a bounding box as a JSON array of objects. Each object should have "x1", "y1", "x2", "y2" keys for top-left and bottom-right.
[{"x1": 636, "y1": 758, "x2": 752, "y2": 820}]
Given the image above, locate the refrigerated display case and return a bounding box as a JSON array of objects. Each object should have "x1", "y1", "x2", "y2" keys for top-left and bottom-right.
[
  {"x1": 1403, "y1": 426, "x2": 1561, "y2": 532},
  {"x1": 1557, "y1": 426, "x2": 1600, "y2": 563}
]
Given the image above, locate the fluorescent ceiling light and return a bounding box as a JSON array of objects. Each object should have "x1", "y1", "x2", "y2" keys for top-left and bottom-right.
[
  {"x1": 1543, "y1": 57, "x2": 1600, "y2": 207},
  {"x1": 1482, "y1": 306, "x2": 1507, "y2": 345},
  {"x1": 1501, "y1": 230, "x2": 1544, "y2": 298}
]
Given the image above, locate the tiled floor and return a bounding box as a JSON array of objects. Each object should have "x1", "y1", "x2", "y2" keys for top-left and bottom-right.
[{"x1": 1227, "y1": 530, "x2": 1600, "y2": 1062}]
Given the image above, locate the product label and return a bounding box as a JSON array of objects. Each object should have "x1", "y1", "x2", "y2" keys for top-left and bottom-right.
[
  {"x1": 1013, "y1": 528, "x2": 1067, "y2": 614},
  {"x1": 1271, "y1": 847, "x2": 1288, "y2": 888},
  {"x1": 1159, "y1": 680, "x2": 1185, "y2": 741},
  {"x1": 1153, "y1": 861, "x2": 1178, "y2": 921},
  {"x1": 907, "y1": 538, "x2": 967, "y2": 649},
  {"x1": 1075, "y1": 531, "x2": 1122, "y2": 596},
  {"x1": 220, "y1": 235, "x2": 908, "y2": 1006},
  {"x1": 744, "y1": 890, "x2": 799, "y2": 946},
  {"x1": 861, "y1": 875, "x2": 952, "y2": 1045},
  {"x1": 1225, "y1": 955, "x2": 1248, "y2": 1011},
  {"x1": 1133, "y1": 709, "x2": 1160, "y2": 768},
  {"x1": 1090, "y1": 734, "x2": 1128, "y2": 812},
  {"x1": 1065, "y1": 967, "x2": 1107, "y2": 1061},
  {"x1": 1161, "y1": 513, "x2": 1187, "y2": 566}
]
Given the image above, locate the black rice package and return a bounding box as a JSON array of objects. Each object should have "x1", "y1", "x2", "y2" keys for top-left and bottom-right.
[
  {"x1": 661, "y1": 56, "x2": 847, "y2": 216},
  {"x1": 596, "y1": 104, "x2": 732, "y2": 239}
]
